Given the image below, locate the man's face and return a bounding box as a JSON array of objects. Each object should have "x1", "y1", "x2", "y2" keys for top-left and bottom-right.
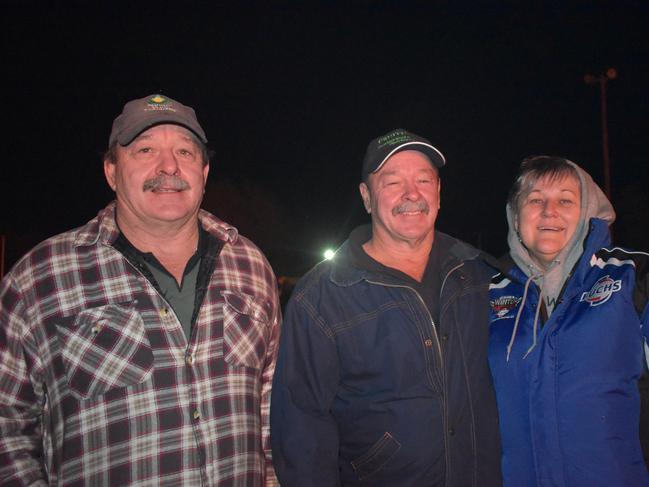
[
  {"x1": 104, "y1": 124, "x2": 209, "y2": 231},
  {"x1": 359, "y1": 150, "x2": 440, "y2": 247}
]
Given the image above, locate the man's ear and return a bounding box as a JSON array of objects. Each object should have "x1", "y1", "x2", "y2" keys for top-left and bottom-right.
[
  {"x1": 104, "y1": 159, "x2": 117, "y2": 191},
  {"x1": 359, "y1": 182, "x2": 371, "y2": 213},
  {"x1": 202, "y1": 161, "x2": 210, "y2": 191}
]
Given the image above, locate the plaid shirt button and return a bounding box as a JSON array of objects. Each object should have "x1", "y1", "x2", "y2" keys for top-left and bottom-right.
[
  {"x1": 186, "y1": 355, "x2": 194, "y2": 366},
  {"x1": 160, "y1": 307, "x2": 169, "y2": 317},
  {"x1": 192, "y1": 409, "x2": 200, "y2": 420}
]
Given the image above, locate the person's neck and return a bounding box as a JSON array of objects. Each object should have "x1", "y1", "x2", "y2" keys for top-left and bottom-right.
[
  {"x1": 529, "y1": 253, "x2": 556, "y2": 273},
  {"x1": 117, "y1": 214, "x2": 201, "y2": 284},
  {"x1": 362, "y1": 229, "x2": 434, "y2": 282}
]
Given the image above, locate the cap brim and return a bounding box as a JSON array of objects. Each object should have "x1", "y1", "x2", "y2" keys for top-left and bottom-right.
[
  {"x1": 374, "y1": 141, "x2": 446, "y2": 173},
  {"x1": 113, "y1": 113, "x2": 208, "y2": 146}
]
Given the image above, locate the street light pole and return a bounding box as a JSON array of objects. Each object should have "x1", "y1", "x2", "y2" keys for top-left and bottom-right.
[{"x1": 584, "y1": 68, "x2": 617, "y2": 199}]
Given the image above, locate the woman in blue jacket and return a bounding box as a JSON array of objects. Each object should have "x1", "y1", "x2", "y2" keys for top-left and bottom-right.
[{"x1": 489, "y1": 156, "x2": 649, "y2": 486}]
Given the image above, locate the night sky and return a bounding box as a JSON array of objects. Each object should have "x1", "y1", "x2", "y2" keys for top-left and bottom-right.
[{"x1": 3, "y1": 2, "x2": 648, "y2": 277}]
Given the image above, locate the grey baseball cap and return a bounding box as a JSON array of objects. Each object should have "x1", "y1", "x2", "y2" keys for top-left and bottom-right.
[{"x1": 109, "y1": 94, "x2": 207, "y2": 146}]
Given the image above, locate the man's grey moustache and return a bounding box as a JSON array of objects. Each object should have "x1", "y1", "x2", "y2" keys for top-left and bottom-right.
[
  {"x1": 392, "y1": 201, "x2": 430, "y2": 215},
  {"x1": 143, "y1": 175, "x2": 190, "y2": 191}
]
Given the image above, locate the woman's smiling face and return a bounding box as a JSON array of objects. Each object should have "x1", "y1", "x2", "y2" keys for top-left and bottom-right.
[{"x1": 517, "y1": 174, "x2": 581, "y2": 268}]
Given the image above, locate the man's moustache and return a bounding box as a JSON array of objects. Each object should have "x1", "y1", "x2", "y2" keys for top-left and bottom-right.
[
  {"x1": 392, "y1": 201, "x2": 429, "y2": 215},
  {"x1": 143, "y1": 175, "x2": 190, "y2": 191}
]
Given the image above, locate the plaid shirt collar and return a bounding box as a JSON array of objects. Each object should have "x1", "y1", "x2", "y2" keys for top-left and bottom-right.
[{"x1": 73, "y1": 201, "x2": 240, "y2": 249}]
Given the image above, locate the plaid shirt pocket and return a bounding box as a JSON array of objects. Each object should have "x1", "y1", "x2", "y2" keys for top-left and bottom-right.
[
  {"x1": 54, "y1": 303, "x2": 154, "y2": 399},
  {"x1": 222, "y1": 291, "x2": 271, "y2": 370}
]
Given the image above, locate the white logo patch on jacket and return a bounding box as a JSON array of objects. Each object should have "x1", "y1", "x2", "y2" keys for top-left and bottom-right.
[{"x1": 580, "y1": 275, "x2": 622, "y2": 307}]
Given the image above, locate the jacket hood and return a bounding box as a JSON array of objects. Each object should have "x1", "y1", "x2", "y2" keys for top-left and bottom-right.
[
  {"x1": 506, "y1": 161, "x2": 615, "y2": 276},
  {"x1": 502, "y1": 160, "x2": 615, "y2": 359},
  {"x1": 506, "y1": 160, "x2": 615, "y2": 314}
]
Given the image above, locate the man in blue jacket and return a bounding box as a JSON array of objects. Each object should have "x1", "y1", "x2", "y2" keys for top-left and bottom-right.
[{"x1": 271, "y1": 129, "x2": 502, "y2": 486}]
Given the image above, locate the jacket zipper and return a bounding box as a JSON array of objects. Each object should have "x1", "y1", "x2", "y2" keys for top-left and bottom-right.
[
  {"x1": 439, "y1": 262, "x2": 468, "y2": 487},
  {"x1": 365, "y1": 261, "x2": 466, "y2": 373},
  {"x1": 368, "y1": 261, "x2": 468, "y2": 487},
  {"x1": 364, "y1": 279, "x2": 444, "y2": 370}
]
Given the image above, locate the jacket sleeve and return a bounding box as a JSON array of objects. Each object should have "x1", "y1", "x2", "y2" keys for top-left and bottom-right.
[
  {"x1": 270, "y1": 292, "x2": 341, "y2": 487},
  {"x1": 634, "y1": 257, "x2": 649, "y2": 345},
  {"x1": 0, "y1": 275, "x2": 48, "y2": 486},
  {"x1": 262, "y1": 292, "x2": 281, "y2": 487},
  {"x1": 634, "y1": 257, "x2": 649, "y2": 467}
]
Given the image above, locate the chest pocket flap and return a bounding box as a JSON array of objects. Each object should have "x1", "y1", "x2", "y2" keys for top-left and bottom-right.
[
  {"x1": 222, "y1": 290, "x2": 272, "y2": 370},
  {"x1": 54, "y1": 303, "x2": 153, "y2": 399}
]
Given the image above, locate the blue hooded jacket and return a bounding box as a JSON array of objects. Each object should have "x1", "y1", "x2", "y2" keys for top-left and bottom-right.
[{"x1": 489, "y1": 217, "x2": 649, "y2": 486}]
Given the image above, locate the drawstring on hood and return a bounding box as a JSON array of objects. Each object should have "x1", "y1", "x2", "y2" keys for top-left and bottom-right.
[
  {"x1": 505, "y1": 160, "x2": 615, "y2": 359},
  {"x1": 506, "y1": 272, "x2": 544, "y2": 362}
]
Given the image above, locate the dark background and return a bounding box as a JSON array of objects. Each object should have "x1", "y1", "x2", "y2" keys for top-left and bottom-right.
[{"x1": 3, "y1": 1, "x2": 648, "y2": 278}]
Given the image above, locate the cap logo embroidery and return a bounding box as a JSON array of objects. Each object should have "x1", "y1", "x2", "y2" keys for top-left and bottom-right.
[
  {"x1": 145, "y1": 95, "x2": 177, "y2": 112},
  {"x1": 580, "y1": 275, "x2": 622, "y2": 307},
  {"x1": 377, "y1": 131, "x2": 413, "y2": 149}
]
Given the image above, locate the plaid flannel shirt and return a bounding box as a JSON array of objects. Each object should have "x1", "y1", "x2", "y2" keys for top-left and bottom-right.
[{"x1": 0, "y1": 202, "x2": 281, "y2": 486}]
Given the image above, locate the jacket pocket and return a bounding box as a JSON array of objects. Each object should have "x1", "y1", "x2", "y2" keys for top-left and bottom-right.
[
  {"x1": 351, "y1": 431, "x2": 401, "y2": 481},
  {"x1": 222, "y1": 291, "x2": 271, "y2": 369},
  {"x1": 54, "y1": 303, "x2": 153, "y2": 399}
]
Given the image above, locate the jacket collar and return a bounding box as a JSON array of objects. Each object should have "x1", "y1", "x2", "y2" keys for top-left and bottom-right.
[
  {"x1": 328, "y1": 227, "x2": 484, "y2": 287},
  {"x1": 565, "y1": 217, "x2": 611, "y2": 290}
]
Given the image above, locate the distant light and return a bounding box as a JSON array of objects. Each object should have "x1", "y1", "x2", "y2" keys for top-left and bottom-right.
[{"x1": 323, "y1": 249, "x2": 335, "y2": 260}]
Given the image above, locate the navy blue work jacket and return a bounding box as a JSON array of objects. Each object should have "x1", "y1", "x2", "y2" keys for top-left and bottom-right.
[{"x1": 271, "y1": 231, "x2": 502, "y2": 486}]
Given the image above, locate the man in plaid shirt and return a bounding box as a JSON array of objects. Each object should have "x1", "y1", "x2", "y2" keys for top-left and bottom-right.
[{"x1": 0, "y1": 94, "x2": 281, "y2": 486}]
